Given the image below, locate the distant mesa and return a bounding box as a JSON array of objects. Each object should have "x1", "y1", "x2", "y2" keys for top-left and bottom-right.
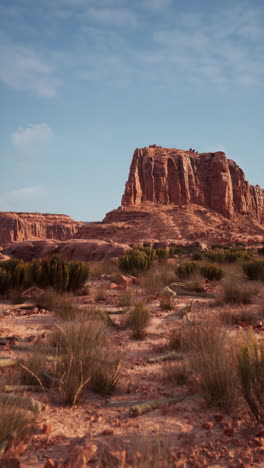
[
  {"x1": 121, "y1": 145, "x2": 264, "y2": 222},
  {"x1": 0, "y1": 145, "x2": 264, "y2": 255}
]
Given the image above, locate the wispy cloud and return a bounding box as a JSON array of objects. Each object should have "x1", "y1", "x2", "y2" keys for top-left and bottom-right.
[
  {"x1": 0, "y1": 36, "x2": 59, "y2": 97},
  {"x1": 11, "y1": 124, "x2": 53, "y2": 151},
  {"x1": 0, "y1": 186, "x2": 46, "y2": 211},
  {"x1": 0, "y1": 1, "x2": 264, "y2": 96}
]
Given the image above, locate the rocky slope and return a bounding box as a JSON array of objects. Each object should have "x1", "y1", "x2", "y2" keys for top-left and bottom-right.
[
  {"x1": 121, "y1": 146, "x2": 264, "y2": 221},
  {"x1": 0, "y1": 212, "x2": 80, "y2": 243}
]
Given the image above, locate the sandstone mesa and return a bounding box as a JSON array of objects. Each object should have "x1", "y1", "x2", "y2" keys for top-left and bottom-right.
[{"x1": 1, "y1": 145, "x2": 264, "y2": 259}]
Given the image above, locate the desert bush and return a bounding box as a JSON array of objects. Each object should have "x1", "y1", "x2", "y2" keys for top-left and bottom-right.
[
  {"x1": 119, "y1": 247, "x2": 156, "y2": 276},
  {"x1": 186, "y1": 322, "x2": 238, "y2": 408},
  {"x1": 118, "y1": 290, "x2": 133, "y2": 307},
  {"x1": 193, "y1": 248, "x2": 251, "y2": 264},
  {"x1": 169, "y1": 246, "x2": 186, "y2": 257},
  {"x1": 127, "y1": 302, "x2": 150, "y2": 339},
  {"x1": 176, "y1": 262, "x2": 198, "y2": 279},
  {"x1": 258, "y1": 247, "x2": 264, "y2": 256},
  {"x1": 217, "y1": 278, "x2": 259, "y2": 305},
  {"x1": 20, "y1": 348, "x2": 47, "y2": 386},
  {"x1": 159, "y1": 290, "x2": 175, "y2": 310},
  {"x1": 155, "y1": 247, "x2": 168, "y2": 262},
  {"x1": 0, "y1": 402, "x2": 35, "y2": 444},
  {"x1": 169, "y1": 326, "x2": 187, "y2": 351},
  {"x1": 200, "y1": 263, "x2": 224, "y2": 281},
  {"x1": 90, "y1": 348, "x2": 122, "y2": 395},
  {"x1": 0, "y1": 267, "x2": 11, "y2": 294},
  {"x1": 37, "y1": 289, "x2": 79, "y2": 320},
  {"x1": 243, "y1": 260, "x2": 264, "y2": 281},
  {"x1": 49, "y1": 320, "x2": 104, "y2": 405},
  {"x1": 237, "y1": 332, "x2": 264, "y2": 423},
  {"x1": 163, "y1": 362, "x2": 189, "y2": 386},
  {"x1": 32, "y1": 255, "x2": 89, "y2": 291},
  {"x1": 184, "y1": 272, "x2": 205, "y2": 292},
  {"x1": 219, "y1": 308, "x2": 256, "y2": 326}
]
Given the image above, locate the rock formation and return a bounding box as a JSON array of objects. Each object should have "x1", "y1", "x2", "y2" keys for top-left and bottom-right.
[
  {"x1": 2, "y1": 239, "x2": 130, "y2": 262},
  {"x1": 121, "y1": 146, "x2": 264, "y2": 222},
  {"x1": 0, "y1": 212, "x2": 80, "y2": 243}
]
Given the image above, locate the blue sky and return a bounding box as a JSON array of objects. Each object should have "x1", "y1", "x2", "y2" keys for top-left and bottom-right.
[{"x1": 1, "y1": 0, "x2": 264, "y2": 221}]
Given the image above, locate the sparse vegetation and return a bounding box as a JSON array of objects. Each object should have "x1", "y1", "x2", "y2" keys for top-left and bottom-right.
[
  {"x1": 193, "y1": 248, "x2": 252, "y2": 264},
  {"x1": 216, "y1": 278, "x2": 259, "y2": 304},
  {"x1": 237, "y1": 332, "x2": 264, "y2": 423},
  {"x1": 176, "y1": 262, "x2": 198, "y2": 279},
  {"x1": 200, "y1": 263, "x2": 224, "y2": 281},
  {"x1": 119, "y1": 247, "x2": 156, "y2": 276},
  {"x1": 118, "y1": 289, "x2": 133, "y2": 307},
  {"x1": 243, "y1": 260, "x2": 264, "y2": 281},
  {"x1": 0, "y1": 255, "x2": 90, "y2": 294},
  {"x1": 49, "y1": 320, "x2": 104, "y2": 405},
  {"x1": 127, "y1": 302, "x2": 150, "y2": 339},
  {"x1": 186, "y1": 322, "x2": 238, "y2": 408},
  {"x1": 0, "y1": 402, "x2": 35, "y2": 444}
]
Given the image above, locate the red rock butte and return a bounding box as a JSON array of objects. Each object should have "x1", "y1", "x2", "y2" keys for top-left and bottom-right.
[
  {"x1": 121, "y1": 145, "x2": 264, "y2": 221},
  {"x1": 1, "y1": 145, "x2": 264, "y2": 256}
]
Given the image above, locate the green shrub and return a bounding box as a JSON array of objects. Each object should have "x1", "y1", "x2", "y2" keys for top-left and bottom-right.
[
  {"x1": 127, "y1": 302, "x2": 150, "y2": 339},
  {"x1": 119, "y1": 247, "x2": 156, "y2": 276},
  {"x1": 155, "y1": 247, "x2": 168, "y2": 262},
  {"x1": 169, "y1": 246, "x2": 186, "y2": 257},
  {"x1": 195, "y1": 248, "x2": 251, "y2": 264},
  {"x1": 242, "y1": 261, "x2": 264, "y2": 281},
  {"x1": 32, "y1": 255, "x2": 89, "y2": 291},
  {"x1": 237, "y1": 333, "x2": 264, "y2": 423},
  {"x1": 258, "y1": 246, "x2": 264, "y2": 256},
  {"x1": 0, "y1": 267, "x2": 11, "y2": 293},
  {"x1": 176, "y1": 262, "x2": 198, "y2": 279},
  {"x1": 200, "y1": 263, "x2": 224, "y2": 281}
]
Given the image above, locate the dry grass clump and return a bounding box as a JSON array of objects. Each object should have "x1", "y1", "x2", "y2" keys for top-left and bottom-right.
[
  {"x1": 143, "y1": 263, "x2": 175, "y2": 296},
  {"x1": 163, "y1": 362, "x2": 189, "y2": 386},
  {"x1": 50, "y1": 320, "x2": 104, "y2": 405},
  {"x1": 237, "y1": 331, "x2": 264, "y2": 423},
  {"x1": 20, "y1": 347, "x2": 48, "y2": 386},
  {"x1": 90, "y1": 348, "x2": 122, "y2": 395},
  {"x1": 216, "y1": 278, "x2": 259, "y2": 305},
  {"x1": 185, "y1": 321, "x2": 238, "y2": 409},
  {"x1": 0, "y1": 402, "x2": 35, "y2": 444},
  {"x1": 37, "y1": 289, "x2": 79, "y2": 320},
  {"x1": 168, "y1": 326, "x2": 187, "y2": 351},
  {"x1": 126, "y1": 302, "x2": 150, "y2": 339},
  {"x1": 184, "y1": 272, "x2": 205, "y2": 293},
  {"x1": 118, "y1": 290, "x2": 134, "y2": 307},
  {"x1": 219, "y1": 308, "x2": 256, "y2": 326}
]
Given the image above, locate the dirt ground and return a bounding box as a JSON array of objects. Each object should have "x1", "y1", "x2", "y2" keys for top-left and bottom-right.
[{"x1": 1, "y1": 274, "x2": 264, "y2": 467}]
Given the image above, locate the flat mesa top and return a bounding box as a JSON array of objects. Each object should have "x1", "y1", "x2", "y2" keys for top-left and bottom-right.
[{"x1": 145, "y1": 145, "x2": 224, "y2": 158}]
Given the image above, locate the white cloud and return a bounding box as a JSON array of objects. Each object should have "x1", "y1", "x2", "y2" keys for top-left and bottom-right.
[
  {"x1": 0, "y1": 38, "x2": 59, "y2": 97},
  {"x1": 11, "y1": 124, "x2": 53, "y2": 150}
]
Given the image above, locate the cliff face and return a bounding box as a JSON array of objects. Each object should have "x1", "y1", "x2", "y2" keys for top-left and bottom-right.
[
  {"x1": 122, "y1": 146, "x2": 264, "y2": 222},
  {"x1": 0, "y1": 212, "x2": 80, "y2": 243}
]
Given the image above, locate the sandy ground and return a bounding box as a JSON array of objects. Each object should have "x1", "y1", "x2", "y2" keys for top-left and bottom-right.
[{"x1": 0, "y1": 278, "x2": 264, "y2": 467}]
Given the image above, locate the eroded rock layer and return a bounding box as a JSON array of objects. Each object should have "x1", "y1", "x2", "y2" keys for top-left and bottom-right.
[
  {"x1": 0, "y1": 212, "x2": 80, "y2": 243},
  {"x1": 121, "y1": 146, "x2": 264, "y2": 221}
]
